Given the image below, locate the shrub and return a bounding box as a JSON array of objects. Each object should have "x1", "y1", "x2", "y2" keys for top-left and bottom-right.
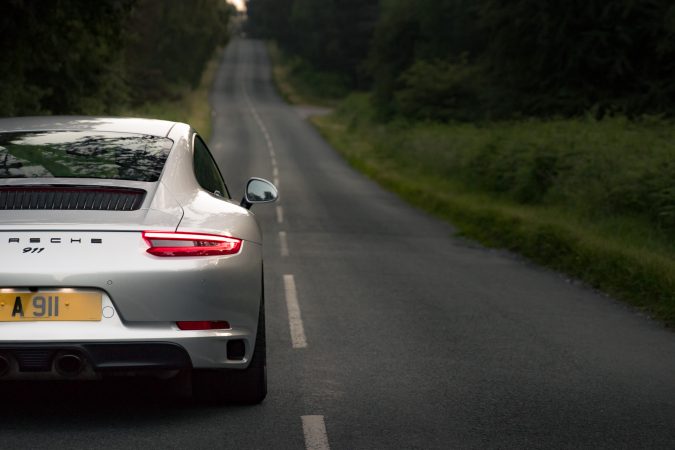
[{"x1": 395, "y1": 58, "x2": 482, "y2": 121}]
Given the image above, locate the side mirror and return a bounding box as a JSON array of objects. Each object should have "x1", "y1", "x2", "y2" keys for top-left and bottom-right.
[{"x1": 240, "y1": 177, "x2": 278, "y2": 209}]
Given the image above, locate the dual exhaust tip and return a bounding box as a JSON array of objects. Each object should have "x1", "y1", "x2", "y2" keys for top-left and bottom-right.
[
  {"x1": 0, "y1": 351, "x2": 85, "y2": 378},
  {"x1": 54, "y1": 352, "x2": 85, "y2": 377}
]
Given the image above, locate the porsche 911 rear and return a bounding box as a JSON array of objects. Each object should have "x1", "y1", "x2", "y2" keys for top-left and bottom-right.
[{"x1": 0, "y1": 117, "x2": 275, "y2": 404}]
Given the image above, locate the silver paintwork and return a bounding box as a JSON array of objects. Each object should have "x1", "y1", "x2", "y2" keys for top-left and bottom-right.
[{"x1": 0, "y1": 117, "x2": 271, "y2": 372}]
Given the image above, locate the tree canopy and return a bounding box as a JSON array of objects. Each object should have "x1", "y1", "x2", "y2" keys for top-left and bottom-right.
[
  {"x1": 0, "y1": 0, "x2": 234, "y2": 116},
  {"x1": 247, "y1": 0, "x2": 675, "y2": 121},
  {"x1": 247, "y1": 0, "x2": 378, "y2": 89}
]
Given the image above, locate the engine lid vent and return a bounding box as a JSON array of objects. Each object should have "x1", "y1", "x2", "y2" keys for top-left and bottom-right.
[{"x1": 0, "y1": 186, "x2": 146, "y2": 211}]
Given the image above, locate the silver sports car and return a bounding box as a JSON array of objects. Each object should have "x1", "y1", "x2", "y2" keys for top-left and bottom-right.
[{"x1": 0, "y1": 117, "x2": 276, "y2": 404}]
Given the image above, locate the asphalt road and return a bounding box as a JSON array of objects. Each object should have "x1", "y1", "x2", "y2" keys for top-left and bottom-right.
[{"x1": 2, "y1": 39, "x2": 675, "y2": 449}]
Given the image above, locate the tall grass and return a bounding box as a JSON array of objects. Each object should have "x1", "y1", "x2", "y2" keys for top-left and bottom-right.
[{"x1": 335, "y1": 94, "x2": 675, "y2": 251}]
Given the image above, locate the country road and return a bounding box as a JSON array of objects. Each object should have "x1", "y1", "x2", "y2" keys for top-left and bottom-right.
[{"x1": 1, "y1": 39, "x2": 675, "y2": 449}]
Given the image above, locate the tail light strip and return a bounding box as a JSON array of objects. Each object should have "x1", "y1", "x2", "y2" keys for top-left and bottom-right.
[{"x1": 142, "y1": 231, "x2": 242, "y2": 257}]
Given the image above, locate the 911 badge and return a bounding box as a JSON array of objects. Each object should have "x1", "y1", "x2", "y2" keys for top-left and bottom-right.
[{"x1": 22, "y1": 247, "x2": 44, "y2": 254}]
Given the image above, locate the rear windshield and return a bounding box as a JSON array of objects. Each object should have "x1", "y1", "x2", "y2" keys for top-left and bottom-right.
[{"x1": 0, "y1": 131, "x2": 173, "y2": 182}]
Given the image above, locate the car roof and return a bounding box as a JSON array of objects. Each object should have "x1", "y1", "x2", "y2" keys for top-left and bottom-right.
[{"x1": 0, "y1": 116, "x2": 179, "y2": 138}]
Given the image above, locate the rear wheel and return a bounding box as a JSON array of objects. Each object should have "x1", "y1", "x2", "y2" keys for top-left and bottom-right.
[{"x1": 192, "y1": 295, "x2": 267, "y2": 405}]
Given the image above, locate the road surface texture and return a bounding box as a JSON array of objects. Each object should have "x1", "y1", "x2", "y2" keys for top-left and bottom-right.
[{"x1": 1, "y1": 39, "x2": 675, "y2": 449}]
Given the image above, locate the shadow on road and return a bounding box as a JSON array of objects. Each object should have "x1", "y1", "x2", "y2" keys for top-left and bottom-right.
[{"x1": 0, "y1": 378, "x2": 244, "y2": 427}]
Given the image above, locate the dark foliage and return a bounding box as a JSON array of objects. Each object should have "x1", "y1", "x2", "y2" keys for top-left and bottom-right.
[
  {"x1": 125, "y1": 0, "x2": 231, "y2": 105},
  {"x1": 478, "y1": 0, "x2": 675, "y2": 118},
  {"x1": 0, "y1": 0, "x2": 133, "y2": 115},
  {"x1": 248, "y1": 0, "x2": 675, "y2": 121},
  {"x1": 247, "y1": 0, "x2": 379, "y2": 89},
  {"x1": 0, "y1": 0, "x2": 233, "y2": 116}
]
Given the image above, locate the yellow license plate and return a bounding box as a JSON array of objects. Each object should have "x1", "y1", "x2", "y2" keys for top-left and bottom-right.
[{"x1": 0, "y1": 292, "x2": 102, "y2": 322}]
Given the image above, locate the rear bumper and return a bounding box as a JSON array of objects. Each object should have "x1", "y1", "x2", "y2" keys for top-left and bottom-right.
[{"x1": 0, "y1": 293, "x2": 258, "y2": 370}]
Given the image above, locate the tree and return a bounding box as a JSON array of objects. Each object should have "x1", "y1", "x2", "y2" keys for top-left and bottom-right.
[
  {"x1": 246, "y1": 0, "x2": 379, "y2": 88},
  {"x1": 125, "y1": 0, "x2": 233, "y2": 104},
  {"x1": 0, "y1": 0, "x2": 133, "y2": 115},
  {"x1": 0, "y1": 0, "x2": 233, "y2": 115}
]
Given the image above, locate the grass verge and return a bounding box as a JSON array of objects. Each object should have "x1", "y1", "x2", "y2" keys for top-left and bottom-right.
[
  {"x1": 309, "y1": 100, "x2": 675, "y2": 326},
  {"x1": 124, "y1": 47, "x2": 223, "y2": 140}
]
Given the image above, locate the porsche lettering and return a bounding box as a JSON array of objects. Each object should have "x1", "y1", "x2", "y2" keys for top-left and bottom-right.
[{"x1": 7, "y1": 238, "x2": 103, "y2": 244}]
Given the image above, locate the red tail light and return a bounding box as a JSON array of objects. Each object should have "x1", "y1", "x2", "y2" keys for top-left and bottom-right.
[
  {"x1": 143, "y1": 231, "x2": 242, "y2": 257},
  {"x1": 177, "y1": 321, "x2": 231, "y2": 330}
]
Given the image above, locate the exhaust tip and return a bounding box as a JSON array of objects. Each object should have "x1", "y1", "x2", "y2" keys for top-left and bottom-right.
[
  {"x1": 54, "y1": 353, "x2": 85, "y2": 377},
  {"x1": 0, "y1": 354, "x2": 10, "y2": 377}
]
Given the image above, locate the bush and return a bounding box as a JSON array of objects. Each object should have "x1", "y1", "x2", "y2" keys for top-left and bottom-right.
[
  {"x1": 286, "y1": 57, "x2": 349, "y2": 100},
  {"x1": 395, "y1": 58, "x2": 482, "y2": 121}
]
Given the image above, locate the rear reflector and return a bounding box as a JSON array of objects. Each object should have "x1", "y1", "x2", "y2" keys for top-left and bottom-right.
[
  {"x1": 177, "y1": 321, "x2": 231, "y2": 330},
  {"x1": 143, "y1": 231, "x2": 242, "y2": 257}
]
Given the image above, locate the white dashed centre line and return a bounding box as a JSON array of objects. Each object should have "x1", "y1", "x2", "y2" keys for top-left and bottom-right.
[
  {"x1": 284, "y1": 275, "x2": 307, "y2": 349},
  {"x1": 278, "y1": 230, "x2": 289, "y2": 256},
  {"x1": 243, "y1": 85, "x2": 278, "y2": 184},
  {"x1": 302, "y1": 415, "x2": 330, "y2": 450},
  {"x1": 276, "y1": 206, "x2": 284, "y2": 224}
]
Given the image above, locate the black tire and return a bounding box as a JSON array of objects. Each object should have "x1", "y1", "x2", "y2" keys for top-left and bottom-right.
[{"x1": 192, "y1": 294, "x2": 267, "y2": 405}]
